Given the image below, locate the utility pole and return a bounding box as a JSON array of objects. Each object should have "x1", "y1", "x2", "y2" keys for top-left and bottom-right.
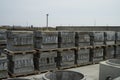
[
  {"x1": 46, "y1": 14, "x2": 49, "y2": 30},
  {"x1": 94, "y1": 19, "x2": 96, "y2": 26}
]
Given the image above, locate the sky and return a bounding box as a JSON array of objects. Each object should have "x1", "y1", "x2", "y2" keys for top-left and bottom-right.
[{"x1": 0, "y1": 0, "x2": 120, "y2": 27}]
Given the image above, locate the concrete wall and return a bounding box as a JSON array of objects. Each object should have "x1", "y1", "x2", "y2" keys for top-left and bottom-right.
[{"x1": 56, "y1": 26, "x2": 120, "y2": 31}]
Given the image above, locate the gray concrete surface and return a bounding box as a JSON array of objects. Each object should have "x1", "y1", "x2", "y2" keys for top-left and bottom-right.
[
  {"x1": 69, "y1": 64, "x2": 99, "y2": 80},
  {"x1": 20, "y1": 64, "x2": 99, "y2": 80}
]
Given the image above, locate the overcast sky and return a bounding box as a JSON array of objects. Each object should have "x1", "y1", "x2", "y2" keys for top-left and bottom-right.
[{"x1": 0, "y1": 0, "x2": 120, "y2": 27}]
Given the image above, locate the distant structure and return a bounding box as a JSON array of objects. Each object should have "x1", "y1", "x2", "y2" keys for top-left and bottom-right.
[
  {"x1": 46, "y1": 14, "x2": 49, "y2": 30},
  {"x1": 0, "y1": 25, "x2": 120, "y2": 31},
  {"x1": 56, "y1": 26, "x2": 120, "y2": 31}
]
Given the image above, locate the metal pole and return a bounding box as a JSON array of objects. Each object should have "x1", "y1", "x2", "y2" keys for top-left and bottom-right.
[
  {"x1": 94, "y1": 19, "x2": 96, "y2": 26},
  {"x1": 46, "y1": 14, "x2": 49, "y2": 30}
]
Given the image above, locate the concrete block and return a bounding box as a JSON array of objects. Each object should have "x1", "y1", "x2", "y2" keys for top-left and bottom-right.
[
  {"x1": 59, "y1": 31, "x2": 75, "y2": 43},
  {"x1": 77, "y1": 49, "x2": 90, "y2": 64}
]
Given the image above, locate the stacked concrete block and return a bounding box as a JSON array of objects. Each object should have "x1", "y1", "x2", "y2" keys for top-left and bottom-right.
[
  {"x1": 75, "y1": 32, "x2": 91, "y2": 65},
  {"x1": 59, "y1": 50, "x2": 75, "y2": 68},
  {"x1": 6, "y1": 30, "x2": 34, "y2": 51},
  {"x1": 104, "y1": 46, "x2": 115, "y2": 59},
  {"x1": 90, "y1": 31, "x2": 104, "y2": 46},
  {"x1": 76, "y1": 49, "x2": 90, "y2": 65},
  {"x1": 90, "y1": 32, "x2": 104, "y2": 63},
  {"x1": 34, "y1": 31, "x2": 58, "y2": 71},
  {"x1": 0, "y1": 57, "x2": 8, "y2": 79},
  {"x1": 115, "y1": 32, "x2": 120, "y2": 58},
  {"x1": 104, "y1": 31, "x2": 115, "y2": 59},
  {"x1": 104, "y1": 31, "x2": 115, "y2": 45},
  {"x1": 115, "y1": 32, "x2": 120, "y2": 44},
  {"x1": 115, "y1": 46, "x2": 120, "y2": 58},
  {"x1": 92, "y1": 48, "x2": 104, "y2": 63},
  {"x1": 5, "y1": 30, "x2": 36, "y2": 77},
  {"x1": 58, "y1": 31, "x2": 75, "y2": 48},
  {"x1": 7, "y1": 53, "x2": 34, "y2": 76},
  {"x1": 58, "y1": 31, "x2": 75, "y2": 68},
  {"x1": 34, "y1": 51, "x2": 57, "y2": 72},
  {"x1": 34, "y1": 31, "x2": 58, "y2": 50},
  {"x1": 0, "y1": 29, "x2": 7, "y2": 55},
  {"x1": 75, "y1": 32, "x2": 90, "y2": 47}
]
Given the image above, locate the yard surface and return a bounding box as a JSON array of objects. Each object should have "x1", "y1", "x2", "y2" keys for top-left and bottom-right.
[{"x1": 21, "y1": 64, "x2": 99, "y2": 80}]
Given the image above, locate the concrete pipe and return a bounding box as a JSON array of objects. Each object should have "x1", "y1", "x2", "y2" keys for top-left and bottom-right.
[
  {"x1": 113, "y1": 76, "x2": 120, "y2": 80},
  {"x1": 42, "y1": 70, "x2": 86, "y2": 80},
  {"x1": 106, "y1": 59, "x2": 120, "y2": 66},
  {"x1": 99, "y1": 59, "x2": 120, "y2": 80}
]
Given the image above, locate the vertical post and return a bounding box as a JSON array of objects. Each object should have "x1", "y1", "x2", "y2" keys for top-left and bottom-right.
[
  {"x1": 46, "y1": 14, "x2": 49, "y2": 30},
  {"x1": 94, "y1": 19, "x2": 96, "y2": 26}
]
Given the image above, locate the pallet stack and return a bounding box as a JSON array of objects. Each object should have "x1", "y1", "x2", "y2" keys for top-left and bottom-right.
[
  {"x1": 115, "y1": 32, "x2": 120, "y2": 58},
  {"x1": 75, "y1": 32, "x2": 91, "y2": 66},
  {"x1": 34, "y1": 31, "x2": 58, "y2": 50},
  {"x1": 104, "y1": 31, "x2": 115, "y2": 59},
  {"x1": 6, "y1": 30, "x2": 35, "y2": 77},
  {"x1": 58, "y1": 31, "x2": 75, "y2": 69},
  {"x1": 0, "y1": 29, "x2": 8, "y2": 79},
  {"x1": 0, "y1": 57, "x2": 8, "y2": 79},
  {"x1": 34, "y1": 31, "x2": 58, "y2": 72},
  {"x1": 0, "y1": 29, "x2": 7, "y2": 56},
  {"x1": 90, "y1": 31, "x2": 104, "y2": 63},
  {"x1": 6, "y1": 31, "x2": 34, "y2": 51}
]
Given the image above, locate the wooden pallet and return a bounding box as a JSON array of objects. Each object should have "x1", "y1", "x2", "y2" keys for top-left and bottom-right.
[
  {"x1": 59, "y1": 65, "x2": 77, "y2": 70},
  {"x1": 101, "y1": 45, "x2": 106, "y2": 47},
  {"x1": 0, "y1": 45, "x2": 6, "y2": 48},
  {"x1": 39, "y1": 68, "x2": 58, "y2": 74},
  {"x1": 112, "y1": 44, "x2": 117, "y2": 46},
  {"x1": 39, "y1": 70, "x2": 49, "y2": 74},
  {"x1": 8, "y1": 71, "x2": 39, "y2": 78},
  {"x1": 0, "y1": 75, "x2": 9, "y2": 80},
  {"x1": 92, "y1": 60, "x2": 104, "y2": 64},
  {"x1": 0, "y1": 77, "x2": 9, "y2": 80},
  {"x1": 35, "y1": 45, "x2": 109, "y2": 53},
  {"x1": 77, "y1": 62, "x2": 92, "y2": 67},
  {"x1": 107, "y1": 45, "x2": 114, "y2": 47},
  {"x1": 4, "y1": 49, "x2": 36, "y2": 55},
  {"x1": 77, "y1": 46, "x2": 93, "y2": 50},
  {"x1": 87, "y1": 46, "x2": 93, "y2": 49},
  {"x1": 37, "y1": 47, "x2": 79, "y2": 53},
  {"x1": 93, "y1": 45, "x2": 104, "y2": 49},
  {"x1": 117, "y1": 44, "x2": 120, "y2": 46},
  {"x1": 37, "y1": 48, "x2": 58, "y2": 52},
  {"x1": 57, "y1": 48, "x2": 75, "y2": 52}
]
